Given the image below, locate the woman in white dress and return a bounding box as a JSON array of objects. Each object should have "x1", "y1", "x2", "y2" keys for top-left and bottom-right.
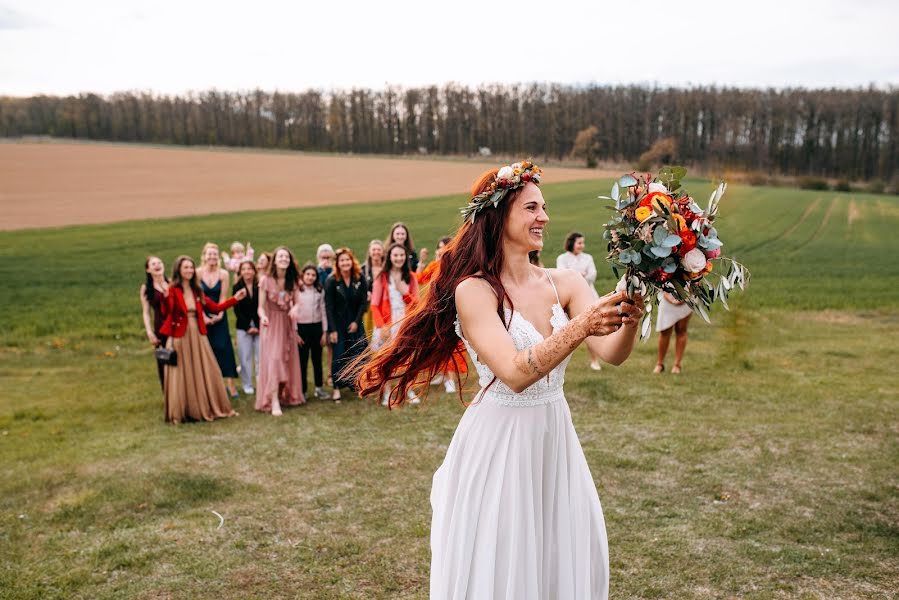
[
  {"x1": 653, "y1": 292, "x2": 693, "y2": 374},
  {"x1": 353, "y1": 162, "x2": 644, "y2": 599},
  {"x1": 556, "y1": 232, "x2": 603, "y2": 371}
]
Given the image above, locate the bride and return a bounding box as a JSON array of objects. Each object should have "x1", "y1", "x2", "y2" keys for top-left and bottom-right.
[{"x1": 354, "y1": 161, "x2": 644, "y2": 599}]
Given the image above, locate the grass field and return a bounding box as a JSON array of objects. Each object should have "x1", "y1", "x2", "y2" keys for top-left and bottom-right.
[{"x1": 1, "y1": 179, "x2": 897, "y2": 599}]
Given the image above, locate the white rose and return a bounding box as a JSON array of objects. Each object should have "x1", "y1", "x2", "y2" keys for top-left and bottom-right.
[
  {"x1": 647, "y1": 182, "x2": 668, "y2": 194},
  {"x1": 511, "y1": 162, "x2": 521, "y2": 170},
  {"x1": 681, "y1": 248, "x2": 707, "y2": 273},
  {"x1": 497, "y1": 166, "x2": 514, "y2": 180}
]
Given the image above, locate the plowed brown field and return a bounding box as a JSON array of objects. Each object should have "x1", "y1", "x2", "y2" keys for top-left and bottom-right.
[{"x1": 0, "y1": 141, "x2": 612, "y2": 230}]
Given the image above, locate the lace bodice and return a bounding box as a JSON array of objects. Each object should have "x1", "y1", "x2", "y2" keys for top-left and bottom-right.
[{"x1": 453, "y1": 272, "x2": 572, "y2": 407}]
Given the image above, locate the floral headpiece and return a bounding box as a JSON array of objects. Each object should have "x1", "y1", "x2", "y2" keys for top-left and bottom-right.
[{"x1": 461, "y1": 160, "x2": 543, "y2": 223}]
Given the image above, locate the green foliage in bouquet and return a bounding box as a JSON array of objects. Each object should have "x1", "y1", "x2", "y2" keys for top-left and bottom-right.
[{"x1": 599, "y1": 167, "x2": 750, "y2": 339}]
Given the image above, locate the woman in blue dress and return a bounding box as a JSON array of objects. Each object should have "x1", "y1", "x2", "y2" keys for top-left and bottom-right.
[{"x1": 198, "y1": 242, "x2": 240, "y2": 398}]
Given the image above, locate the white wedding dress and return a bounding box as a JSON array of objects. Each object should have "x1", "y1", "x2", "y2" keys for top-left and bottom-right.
[{"x1": 430, "y1": 271, "x2": 609, "y2": 599}]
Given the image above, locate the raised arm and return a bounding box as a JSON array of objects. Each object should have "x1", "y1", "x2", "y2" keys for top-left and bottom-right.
[
  {"x1": 455, "y1": 276, "x2": 630, "y2": 393},
  {"x1": 557, "y1": 268, "x2": 644, "y2": 365},
  {"x1": 202, "y1": 291, "x2": 242, "y2": 314}
]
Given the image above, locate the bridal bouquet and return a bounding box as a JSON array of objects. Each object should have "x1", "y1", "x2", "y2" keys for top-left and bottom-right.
[{"x1": 599, "y1": 167, "x2": 749, "y2": 339}]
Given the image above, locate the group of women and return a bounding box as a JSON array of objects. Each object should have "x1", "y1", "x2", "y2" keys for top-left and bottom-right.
[
  {"x1": 140, "y1": 223, "x2": 694, "y2": 423},
  {"x1": 139, "y1": 223, "x2": 464, "y2": 422}
]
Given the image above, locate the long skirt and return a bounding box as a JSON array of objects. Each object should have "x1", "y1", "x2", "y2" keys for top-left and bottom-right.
[{"x1": 164, "y1": 314, "x2": 236, "y2": 423}]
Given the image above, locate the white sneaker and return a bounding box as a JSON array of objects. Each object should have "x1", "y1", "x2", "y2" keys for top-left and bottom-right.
[
  {"x1": 430, "y1": 374, "x2": 444, "y2": 386},
  {"x1": 407, "y1": 390, "x2": 421, "y2": 405},
  {"x1": 381, "y1": 389, "x2": 390, "y2": 406},
  {"x1": 444, "y1": 378, "x2": 457, "y2": 394},
  {"x1": 590, "y1": 360, "x2": 603, "y2": 371},
  {"x1": 243, "y1": 386, "x2": 255, "y2": 395}
]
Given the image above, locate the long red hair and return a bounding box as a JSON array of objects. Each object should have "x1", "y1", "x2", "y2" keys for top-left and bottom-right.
[{"x1": 351, "y1": 168, "x2": 531, "y2": 406}]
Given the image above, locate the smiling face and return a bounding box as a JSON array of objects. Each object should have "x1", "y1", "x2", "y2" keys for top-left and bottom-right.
[
  {"x1": 179, "y1": 259, "x2": 196, "y2": 282},
  {"x1": 274, "y1": 249, "x2": 291, "y2": 273},
  {"x1": 146, "y1": 256, "x2": 165, "y2": 276},
  {"x1": 391, "y1": 226, "x2": 408, "y2": 245},
  {"x1": 204, "y1": 246, "x2": 220, "y2": 268},
  {"x1": 239, "y1": 261, "x2": 256, "y2": 282},
  {"x1": 503, "y1": 182, "x2": 548, "y2": 253},
  {"x1": 337, "y1": 253, "x2": 353, "y2": 275},
  {"x1": 573, "y1": 236, "x2": 585, "y2": 255},
  {"x1": 369, "y1": 241, "x2": 384, "y2": 262},
  {"x1": 389, "y1": 245, "x2": 407, "y2": 270},
  {"x1": 302, "y1": 267, "x2": 318, "y2": 287}
]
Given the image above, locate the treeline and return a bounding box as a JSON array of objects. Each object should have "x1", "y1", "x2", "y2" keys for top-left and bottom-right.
[{"x1": 1, "y1": 84, "x2": 896, "y2": 180}]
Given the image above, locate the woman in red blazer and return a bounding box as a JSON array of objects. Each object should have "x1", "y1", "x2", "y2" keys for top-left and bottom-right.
[
  {"x1": 159, "y1": 255, "x2": 246, "y2": 423},
  {"x1": 370, "y1": 243, "x2": 421, "y2": 405}
]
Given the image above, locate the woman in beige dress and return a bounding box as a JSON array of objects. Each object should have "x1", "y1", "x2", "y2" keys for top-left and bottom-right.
[{"x1": 159, "y1": 255, "x2": 246, "y2": 423}]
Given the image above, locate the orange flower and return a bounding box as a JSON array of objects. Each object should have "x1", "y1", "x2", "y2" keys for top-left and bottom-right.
[
  {"x1": 635, "y1": 206, "x2": 653, "y2": 222},
  {"x1": 639, "y1": 192, "x2": 673, "y2": 211}
]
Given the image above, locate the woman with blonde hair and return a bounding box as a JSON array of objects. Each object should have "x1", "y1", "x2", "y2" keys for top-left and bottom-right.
[
  {"x1": 361, "y1": 239, "x2": 386, "y2": 342},
  {"x1": 197, "y1": 242, "x2": 240, "y2": 398}
]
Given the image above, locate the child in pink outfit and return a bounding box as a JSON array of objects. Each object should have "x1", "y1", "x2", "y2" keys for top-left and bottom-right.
[{"x1": 222, "y1": 242, "x2": 255, "y2": 278}]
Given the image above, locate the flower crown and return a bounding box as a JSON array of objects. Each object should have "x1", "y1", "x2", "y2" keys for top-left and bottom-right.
[{"x1": 460, "y1": 160, "x2": 543, "y2": 223}]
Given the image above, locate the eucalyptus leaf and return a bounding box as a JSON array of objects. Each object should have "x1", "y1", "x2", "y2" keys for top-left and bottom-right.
[
  {"x1": 662, "y1": 235, "x2": 682, "y2": 248},
  {"x1": 653, "y1": 227, "x2": 668, "y2": 245},
  {"x1": 650, "y1": 246, "x2": 672, "y2": 258},
  {"x1": 619, "y1": 174, "x2": 637, "y2": 187}
]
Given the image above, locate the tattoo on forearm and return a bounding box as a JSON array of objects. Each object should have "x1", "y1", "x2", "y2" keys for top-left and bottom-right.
[{"x1": 527, "y1": 347, "x2": 547, "y2": 377}]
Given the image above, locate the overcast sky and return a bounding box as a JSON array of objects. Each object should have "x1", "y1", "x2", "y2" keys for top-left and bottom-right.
[{"x1": 1, "y1": 0, "x2": 897, "y2": 96}]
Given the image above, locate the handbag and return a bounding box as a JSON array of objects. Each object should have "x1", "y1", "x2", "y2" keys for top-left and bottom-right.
[{"x1": 155, "y1": 347, "x2": 177, "y2": 366}]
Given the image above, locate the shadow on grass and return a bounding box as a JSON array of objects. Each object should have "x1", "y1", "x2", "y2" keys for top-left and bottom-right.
[{"x1": 52, "y1": 471, "x2": 238, "y2": 530}]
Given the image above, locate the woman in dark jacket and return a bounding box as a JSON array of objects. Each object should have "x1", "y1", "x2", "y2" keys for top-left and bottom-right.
[
  {"x1": 232, "y1": 259, "x2": 260, "y2": 395},
  {"x1": 324, "y1": 247, "x2": 369, "y2": 402}
]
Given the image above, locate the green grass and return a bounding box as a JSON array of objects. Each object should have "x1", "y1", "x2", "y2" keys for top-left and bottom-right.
[{"x1": 1, "y1": 179, "x2": 897, "y2": 599}]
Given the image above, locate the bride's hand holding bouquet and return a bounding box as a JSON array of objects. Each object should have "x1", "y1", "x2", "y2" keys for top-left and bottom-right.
[{"x1": 599, "y1": 167, "x2": 750, "y2": 339}]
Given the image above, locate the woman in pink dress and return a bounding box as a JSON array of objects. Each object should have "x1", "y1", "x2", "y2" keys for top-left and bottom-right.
[{"x1": 256, "y1": 246, "x2": 305, "y2": 416}]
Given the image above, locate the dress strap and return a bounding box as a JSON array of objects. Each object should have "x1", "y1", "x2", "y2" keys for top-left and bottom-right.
[{"x1": 544, "y1": 269, "x2": 562, "y2": 305}]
